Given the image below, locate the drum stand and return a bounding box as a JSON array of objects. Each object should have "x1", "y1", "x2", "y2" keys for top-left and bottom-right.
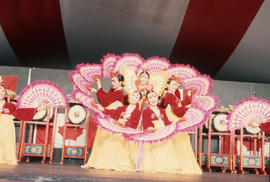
[
  {"x1": 235, "y1": 128, "x2": 267, "y2": 175},
  {"x1": 198, "y1": 113, "x2": 233, "y2": 173},
  {"x1": 18, "y1": 108, "x2": 57, "y2": 163},
  {"x1": 60, "y1": 109, "x2": 90, "y2": 165}
]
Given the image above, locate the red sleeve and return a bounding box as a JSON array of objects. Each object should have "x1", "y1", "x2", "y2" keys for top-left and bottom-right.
[
  {"x1": 125, "y1": 108, "x2": 141, "y2": 129},
  {"x1": 168, "y1": 93, "x2": 187, "y2": 117},
  {"x1": 260, "y1": 122, "x2": 270, "y2": 134},
  {"x1": 142, "y1": 108, "x2": 154, "y2": 130},
  {"x1": 175, "y1": 89, "x2": 181, "y2": 99},
  {"x1": 104, "y1": 106, "x2": 125, "y2": 120},
  {"x1": 159, "y1": 97, "x2": 167, "y2": 108},
  {"x1": 13, "y1": 108, "x2": 37, "y2": 121},
  {"x1": 3, "y1": 103, "x2": 16, "y2": 114},
  {"x1": 96, "y1": 88, "x2": 124, "y2": 107},
  {"x1": 160, "y1": 109, "x2": 171, "y2": 126},
  {"x1": 182, "y1": 89, "x2": 192, "y2": 106}
]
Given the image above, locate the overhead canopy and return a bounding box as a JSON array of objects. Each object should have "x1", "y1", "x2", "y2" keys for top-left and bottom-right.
[{"x1": 0, "y1": 0, "x2": 269, "y2": 83}]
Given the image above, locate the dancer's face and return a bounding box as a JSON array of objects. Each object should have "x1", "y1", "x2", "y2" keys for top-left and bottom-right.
[
  {"x1": 112, "y1": 77, "x2": 122, "y2": 89},
  {"x1": 147, "y1": 92, "x2": 158, "y2": 106},
  {"x1": 139, "y1": 72, "x2": 149, "y2": 85},
  {"x1": 168, "y1": 80, "x2": 178, "y2": 92},
  {"x1": 129, "y1": 92, "x2": 141, "y2": 104},
  {"x1": 0, "y1": 86, "x2": 5, "y2": 100}
]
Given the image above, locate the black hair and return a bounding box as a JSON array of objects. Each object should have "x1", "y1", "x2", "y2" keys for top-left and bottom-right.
[
  {"x1": 139, "y1": 71, "x2": 150, "y2": 79},
  {"x1": 116, "y1": 74, "x2": 124, "y2": 87},
  {"x1": 165, "y1": 78, "x2": 173, "y2": 91}
]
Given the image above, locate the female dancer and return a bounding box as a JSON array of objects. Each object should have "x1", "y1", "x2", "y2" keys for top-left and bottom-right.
[
  {"x1": 84, "y1": 91, "x2": 142, "y2": 171},
  {"x1": 0, "y1": 85, "x2": 40, "y2": 165},
  {"x1": 159, "y1": 76, "x2": 196, "y2": 121},
  {"x1": 139, "y1": 91, "x2": 183, "y2": 173},
  {"x1": 159, "y1": 77, "x2": 202, "y2": 174}
]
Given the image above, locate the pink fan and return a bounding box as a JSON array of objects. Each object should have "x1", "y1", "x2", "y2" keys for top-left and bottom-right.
[
  {"x1": 17, "y1": 80, "x2": 69, "y2": 109},
  {"x1": 101, "y1": 54, "x2": 119, "y2": 78},
  {"x1": 124, "y1": 123, "x2": 178, "y2": 143},
  {"x1": 76, "y1": 63, "x2": 102, "y2": 83},
  {"x1": 181, "y1": 75, "x2": 213, "y2": 95},
  {"x1": 140, "y1": 57, "x2": 170, "y2": 74},
  {"x1": 71, "y1": 89, "x2": 102, "y2": 115},
  {"x1": 114, "y1": 53, "x2": 143, "y2": 72},
  {"x1": 192, "y1": 95, "x2": 218, "y2": 112},
  {"x1": 94, "y1": 114, "x2": 143, "y2": 135},
  {"x1": 227, "y1": 97, "x2": 270, "y2": 130},
  {"x1": 177, "y1": 107, "x2": 209, "y2": 132},
  {"x1": 166, "y1": 64, "x2": 199, "y2": 80},
  {"x1": 69, "y1": 71, "x2": 92, "y2": 97}
]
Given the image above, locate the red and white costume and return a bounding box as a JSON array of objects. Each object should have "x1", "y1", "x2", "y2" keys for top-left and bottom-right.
[
  {"x1": 104, "y1": 104, "x2": 141, "y2": 129},
  {"x1": 96, "y1": 87, "x2": 124, "y2": 108},
  {"x1": 159, "y1": 89, "x2": 192, "y2": 117},
  {"x1": 142, "y1": 107, "x2": 171, "y2": 130}
]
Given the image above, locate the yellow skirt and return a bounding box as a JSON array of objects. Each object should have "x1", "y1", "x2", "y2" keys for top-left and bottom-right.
[
  {"x1": 0, "y1": 114, "x2": 17, "y2": 165},
  {"x1": 139, "y1": 140, "x2": 182, "y2": 174},
  {"x1": 172, "y1": 133, "x2": 202, "y2": 174},
  {"x1": 85, "y1": 127, "x2": 137, "y2": 171}
]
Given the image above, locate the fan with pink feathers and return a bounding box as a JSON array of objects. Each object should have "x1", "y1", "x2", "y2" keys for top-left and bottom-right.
[
  {"x1": 17, "y1": 80, "x2": 69, "y2": 109},
  {"x1": 227, "y1": 97, "x2": 270, "y2": 131},
  {"x1": 69, "y1": 53, "x2": 218, "y2": 143}
]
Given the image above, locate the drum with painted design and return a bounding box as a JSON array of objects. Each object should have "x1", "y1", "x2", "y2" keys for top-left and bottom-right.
[
  {"x1": 212, "y1": 113, "x2": 228, "y2": 132},
  {"x1": 68, "y1": 105, "x2": 87, "y2": 124}
]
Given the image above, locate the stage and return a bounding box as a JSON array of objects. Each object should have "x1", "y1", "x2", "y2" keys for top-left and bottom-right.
[{"x1": 0, "y1": 163, "x2": 268, "y2": 182}]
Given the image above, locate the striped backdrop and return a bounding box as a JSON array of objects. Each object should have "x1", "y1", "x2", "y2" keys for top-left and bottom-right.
[{"x1": 0, "y1": 0, "x2": 270, "y2": 83}]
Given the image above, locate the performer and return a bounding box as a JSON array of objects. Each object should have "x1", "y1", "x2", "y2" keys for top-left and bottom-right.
[
  {"x1": 96, "y1": 91, "x2": 142, "y2": 129},
  {"x1": 0, "y1": 85, "x2": 40, "y2": 165},
  {"x1": 159, "y1": 76, "x2": 196, "y2": 122},
  {"x1": 92, "y1": 71, "x2": 125, "y2": 109},
  {"x1": 84, "y1": 72, "x2": 139, "y2": 170},
  {"x1": 84, "y1": 91, "x2": 142, "y2": 171},
  {"x1": 138, "y1": 91, "x2": 183, "y2": 173},
  {"x1": 135, "y1": 70, "x2": 153, "y2": 98}
]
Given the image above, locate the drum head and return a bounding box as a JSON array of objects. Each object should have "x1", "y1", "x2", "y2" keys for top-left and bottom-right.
[
  {"x1": 213, "y1": 113, "x2": 228, "y2": 132},
  {"x1": 33, "y1": 109, "x2": 47, "y2": 120},
  {"x1": 68, "y1": 105, "x2": 86, "y2": 124}
]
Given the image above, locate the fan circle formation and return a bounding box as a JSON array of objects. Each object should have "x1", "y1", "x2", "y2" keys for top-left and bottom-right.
[{"x1": 70, "y1": 53, "x2": 218, "y2": 143}]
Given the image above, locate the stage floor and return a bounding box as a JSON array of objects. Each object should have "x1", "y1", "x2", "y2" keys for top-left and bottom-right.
[{"x1": 0, "y1": 163, "x2": 269, "y2": 182}]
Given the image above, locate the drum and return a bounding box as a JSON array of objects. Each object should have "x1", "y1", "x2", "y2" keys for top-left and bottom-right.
[
  {"x1": 68, "y1": 105, "x2": 87, "y2": 124},
  {"x1": 205, "y1": 113, "x2": 216, "y2": 129},
  {"x1": 33, "y1": 109, "x2": 47, "y2": 120},
  {"x1": 245, "y1": 125, "x2": 261, "y2": 135},
  {"x1": 212, "y1": 113, "x2": 228, "y2": 132}
]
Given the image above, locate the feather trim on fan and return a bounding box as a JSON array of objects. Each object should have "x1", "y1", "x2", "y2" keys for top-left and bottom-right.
[
  {"x1": 71, "y1": 89, "x2": 103, "y2": 116},
  {"x1": 69, "y1": 70, "x2": 92, "y2": 97},
  {"x1": 177, "y1": 107, "x2": 210, "y2": 132},
  {"x1": 124, "y1": 123, "x2": 178, "y2": 143},
  {"x1": 114, "y1": 53, "x2": 143, "y2": 73},
  {"x1": 93, "y1": 113, "x2": 143, "y2": 135},
  {"x1": 76, "y1": 63, "x2": 102, "y2": 82},
  {"x1": 149, "y1": 71, "x2": 168, "y2": 97},
  {"x1": 122, "y1": 66, "x2": 138, "y2": 95},
  {"x1": 192, "y1": 94, "x2": 218, "y2": 112},
  {"x1": 17, "y1": 80, "x2": 69, "y2": 109},
  {"x1": 139, "y1": 57, "x2": 170, "y2": 74},
  {"x1": 101, "y1": 53, "x2": 119, "y2": 78},
  {"x1": 227, "y1": 97, "x2": 270, "y2": 130},
  {"x1": 181, "y1": 75, "x2": 213, "y2": 96},
  {"x1": 167, "y1": 64, "x2": 199, "y2": 80}
]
